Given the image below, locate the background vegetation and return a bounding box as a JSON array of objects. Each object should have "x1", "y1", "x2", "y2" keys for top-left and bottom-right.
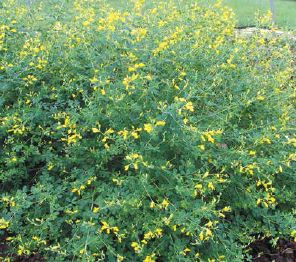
[{"x1": 224, "y1": 0, "x2": 296, "y2": 28}]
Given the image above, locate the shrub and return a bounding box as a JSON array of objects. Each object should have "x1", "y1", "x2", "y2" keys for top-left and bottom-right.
[{"x1": 0, "y1": 0, "x2": 295, "y2": 261}]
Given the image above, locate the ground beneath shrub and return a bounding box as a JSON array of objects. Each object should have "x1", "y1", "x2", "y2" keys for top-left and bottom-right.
[
  {"x1": 0, "y1": 232, "x2": 42, "y2": 262},
  {"x1": 248, "y1": 238, "x2": 296, "y2": 262},
  {"x1": 1, "y1": 234, "x2": 296, "y2": 261}
]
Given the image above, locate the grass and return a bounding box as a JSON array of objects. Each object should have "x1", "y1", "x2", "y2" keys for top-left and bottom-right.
[
  {"x1": 109, "y1": 0, "x2": 295, "y2": 29},
  {"x1": 224, "y1": 0, "x2": 296, "y2": 29}
]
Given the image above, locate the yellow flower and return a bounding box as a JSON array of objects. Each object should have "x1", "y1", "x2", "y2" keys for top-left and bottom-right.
[
  {"x1": 0, "y1": 218, "x2": 9, "y2": 229},
  {"x1": 143, "y1": 123, "x2": 153, "y2": 133},
  {"x1": 145, "y1": 74, "x2": 152, "y2": 80},
  {"x1": 259, "y1": 137, "x2": 271, "y2": 144},
  {"x1": 122, "y1": 74, "x2": 139, "y2": 90},
  {"x1": 23, "y1": 74, "x2": 37, "y2": 85},
  {"x1": 160, "y1": 198, "x2": 169, "y2": 209},
  {"x1": 144, "y1": 231, "x2": 154, "y2": 240},
  {"x1": 149, "y1": 201, "x2": 155, "y2": 209},
  {"x1": 222, "y1": 206, "x2": 231, "y2": 212},
  {"x1": 195, "y1": 184, "x2": 203, "y2": 190},
  {"x1": 184, "y1": 101, "x2": 194, "y2": 112},
  {"x1": 143, "y1": 255, "x2": 155, "y2": 262},
  {"x1": 207, "y1": 182, "x2": 215, "y2": 191},
  {"x1": 129, "y1": 153, "x2": 140, "y2": 159},
  {"x1": 117, "y1": 255, "x2": 125, "y2": 262},
  {"x1": 112, "y1": 226, "x2": 119, "y2": 233},
  {"x1": 71, "y1": 188, "x2": 80, "y2": 195},
  {"x1": 90, "y1": 76, "x2": 99, "y2": 83},
  {"x1": 92, "y1": 207, "x2": 100, "y2": 213},
  {"x1": 131, "y1": 242, "x2": 141, "y2": 252},
  {"x1": 155, "y1": 120, "x2": 166, "y2": 126},
  {"x1": 258, "y1": 38, "x2": 265, "y2": 45},
  {"x1": 205, "y1": 228, "x2": 212, "y2": 237},
  {"x1": 155, "y1": 228, "x2": 162, "y2": 237},
  {"x1": 248, "y1": 150, "x2": 256, "y2": 156},
  {"x1": 131, "y1": 27, "x2": 147, "y2": 42},
  {"x1": 257, "y1": 95, "x2": 265, "y2": 101},
  {"x1": 198, "y1": 144, "x2": 205, "y2": 151},
  {"x1": 17, "y1": 245, "x2": 29, "y2": 256},
  {"x1": 128, "y1": 63, "x2": 145, "y2": 72},
  {"x1": 278, "y1": 166, "x2": 283, "y2": 173},
  {"x1": 205, "y1": 221, "x2": 213, "y2": 228},
  {"x1": 47, "y1": 163, "x2": 54, "y2": 170},
  {"x1": 207, "y1": 135, "x2": 215, "y2": 143},
  {"x1": 291, "y1": 230, "x2": 296, "y2": 237},
  {"x1": 118, "y1": 130, "x2": 129, "y2": 140},
  {"x1": 183, "y1": 247, "x2": 191, "y2": 254},
  {"x1": 131, "y1": 131, "x2": 140, "y2": 139},
  {"x1": 199, "y1": 232, "x2": 204, "y2": 241},
  {"x1": 105, "y1": 128, "x2": 114, "y2": 135},
  {"x1": 100, "y1": 221, "x2": 111, "y2": 234}
]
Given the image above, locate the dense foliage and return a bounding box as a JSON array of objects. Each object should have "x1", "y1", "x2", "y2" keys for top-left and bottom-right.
[{"x1": 0, "y1": 0, "x2": 295, "y2": 261}]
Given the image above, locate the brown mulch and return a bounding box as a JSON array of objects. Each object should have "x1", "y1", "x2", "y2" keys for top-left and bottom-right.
[
  {"x1": 248, "y1": 238, "x2": 296, "y2": 262},
  {"x1": 2, "y1": 235, "x2": 296, "y2": 261},
  {"x1": 0, "y1": 231, "x2": 9, "y2": 258},
  {"x1": 0, "y1": 232, "x2": 43, "y2": 262}
]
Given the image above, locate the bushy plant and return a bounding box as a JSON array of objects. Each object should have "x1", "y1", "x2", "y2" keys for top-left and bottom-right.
[{"x1": 0, "y1": 0, "x2": 295, "y2": 261}]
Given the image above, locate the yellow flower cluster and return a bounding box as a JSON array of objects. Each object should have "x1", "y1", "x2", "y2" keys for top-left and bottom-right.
[
  {"x1": 239, "y1": 163, "x2": 257, "y2": 176},
  {"x1": 32, "y1": 236, "x2": 47, "y2": 245},
  {"x1": 149, "y1": 198, "x2": 169, "y2": 210},
  {"x1": 1, "y1": 196, "x2": 16, "y2": 207},
  {"x1": 128, "y1": 63, "x2": 145, "y2": 72},
  {"x1": 153, "y1": 26, "x2": 183, "y2": 55},
  {"x1": 291, "y1": 230, "x2": 296, "y2": 242},
  {"x1": 118, "y1": 127, "x2": 142, "y2": 140},
  {"x1": 125, "y1": 153, "x2": 143, "y2": 171},
  {"x1": 131, "y1": 228, "x2": 163, "y2": 253},
  {"x1": 17, "y1": 245, "x2": 30, "y2": 256},
  {"x1": 0, "y1": 218, "x2": 9, "y2": 229},
  {"x1": 22, "y1": 74, "x2": 37, "y2": 85},
  {"x1": 131, "y1": 27, "x2": 147, "y2": 42},
  {"x1": 256, "y1": 180, "x2": 276, "y2": 208},
  {"x1": 200, "y1": 130, "x2": 223, "y2": 144},
  {"x1": 287, "y1": 137, "x2": 296, "y2": 147},
  {"x1": 174, "y1": 97, "x2": 195, "y2": 115},
  {"x1": 122, "y1": 73, "x2": 139, "y2": 91},
  {"x1": 1, "y1": 115, "x2": 27, "y2": 135},
  {"x1": 0, "y1": 21, "x2": 18, "y2": 51},
  {"x1": 71, "y1": 176, "x2": 96, "y2": 196},
  {"x1": 143, "y1": 254, "x2": 155, "y2": 262},
  {"x1": 100, "y1": 221, "x2": 119, "y2": 235},
  {"x1": 97, "y1": 11, "x2": 127, "y2": 32},
  {"x1": 55, "y1": 113, "x2": 82, "y2": 145},
  {"x1": 217, "y1": 206, "x2": 232, "y2": 218}
]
